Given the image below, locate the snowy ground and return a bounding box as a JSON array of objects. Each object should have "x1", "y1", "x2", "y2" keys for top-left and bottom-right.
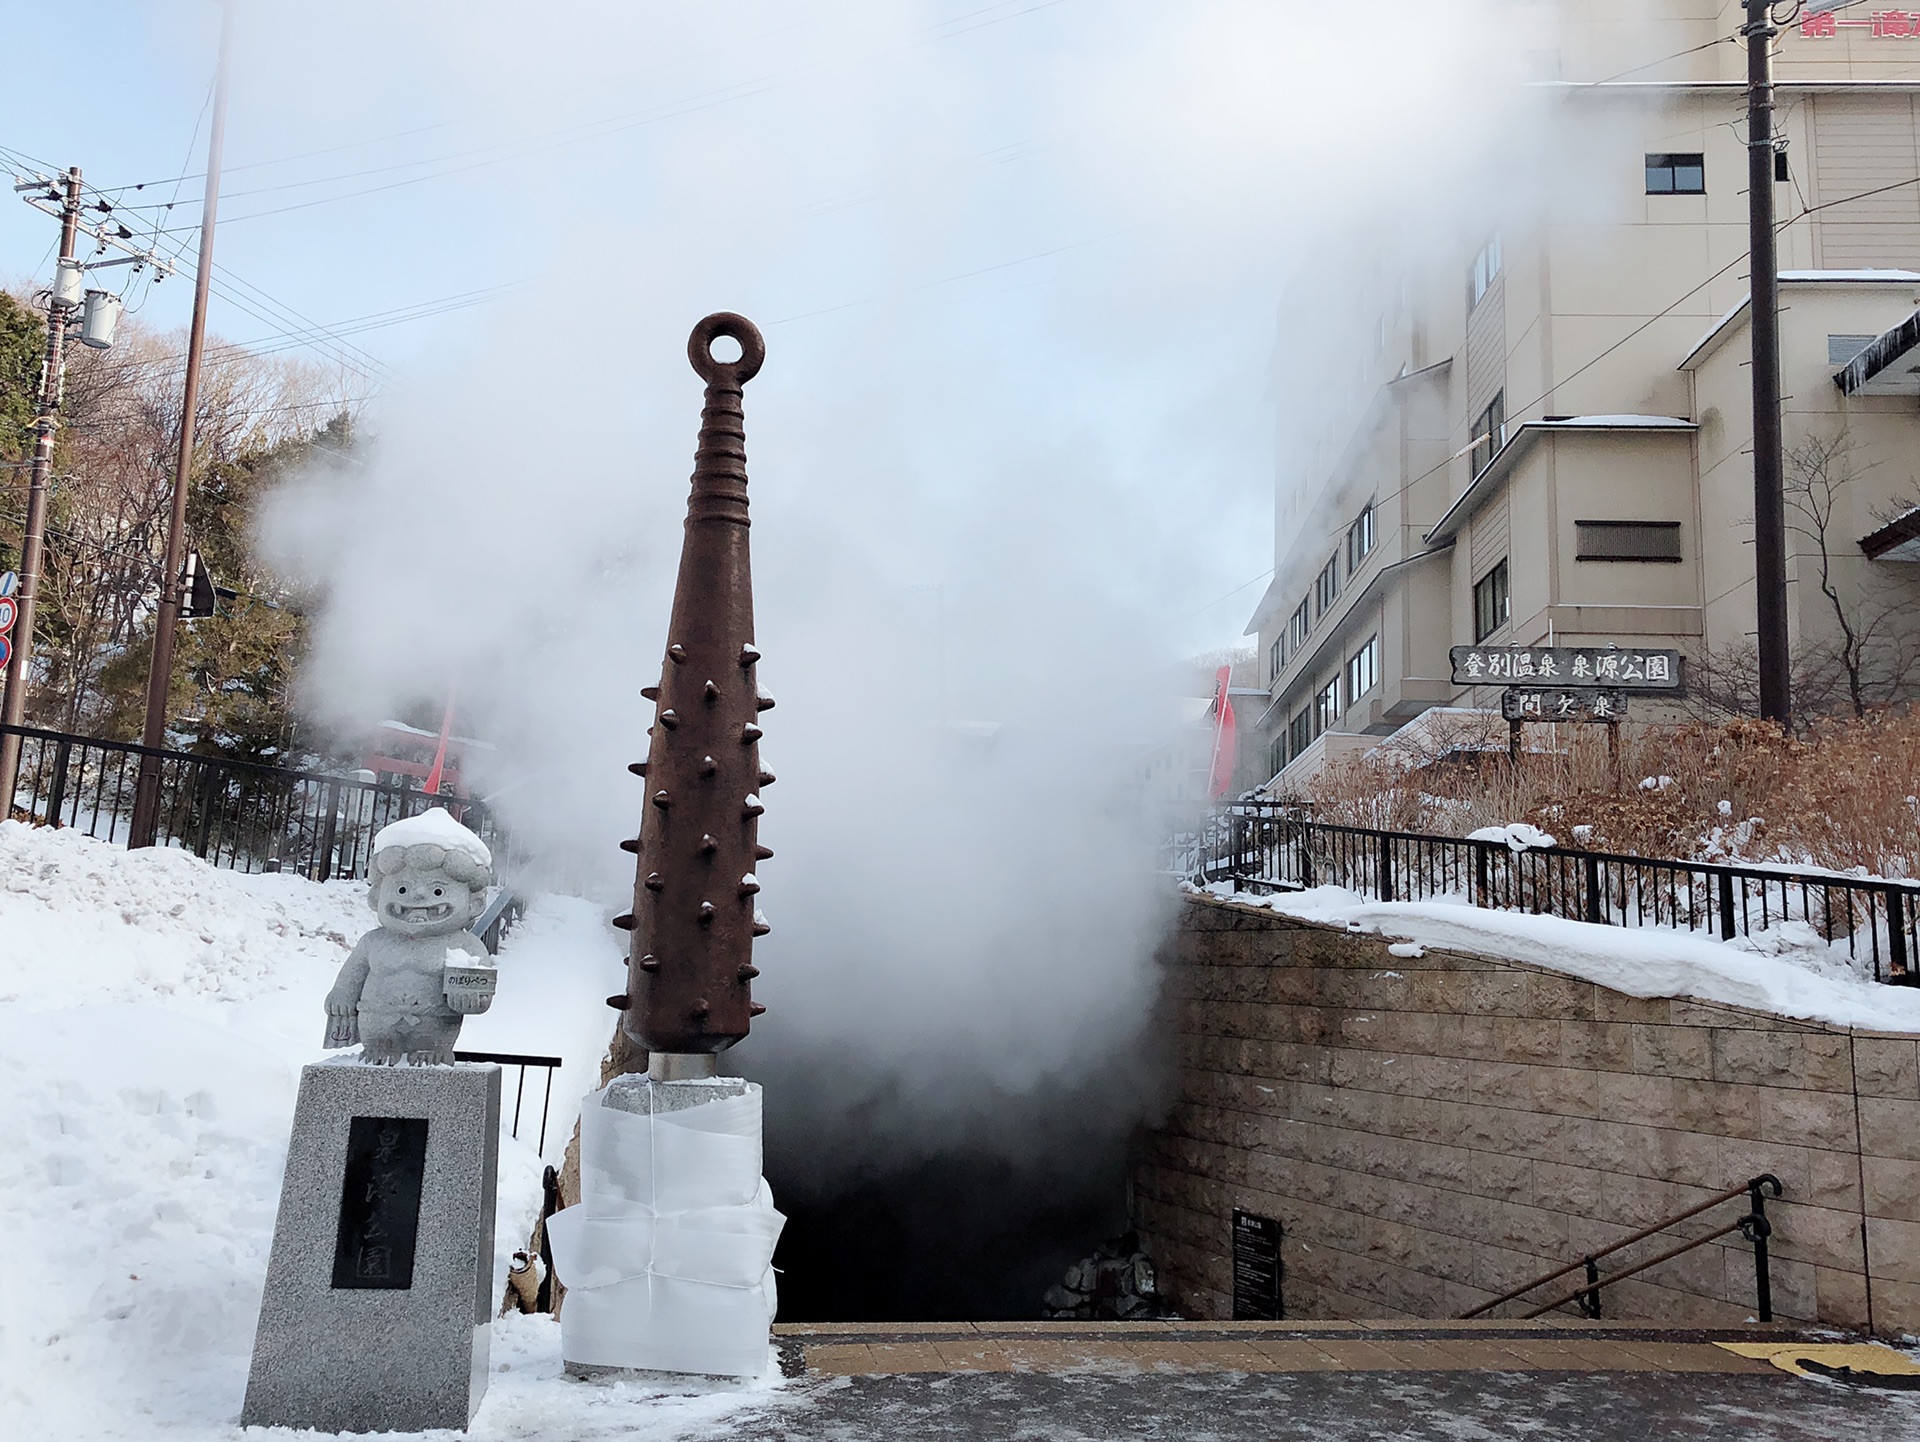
[
  {"x1": 1197, "y1": 880, "x2": 1920, "y2": 1034},
  {"x1": 0, "y1": 821, "x2": 795, "y2": 1440}
]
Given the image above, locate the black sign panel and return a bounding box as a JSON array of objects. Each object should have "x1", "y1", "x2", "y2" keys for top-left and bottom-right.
[
  {"x1": 1231, "y1": 1208, "x2": 1283, "y2": 1321},
  {"x1": 1501, "y1": 688, "x2": 1630, "y2": 723},
  {"x1": 331, "y1": 1115, "x2": 428, "y2": 1290},
  {"x1": 1450, "y1": 645, "x2": 1683, "y2": 692}
]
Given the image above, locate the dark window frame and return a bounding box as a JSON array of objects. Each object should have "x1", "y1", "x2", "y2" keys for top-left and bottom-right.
[
  {"x1": 1473, "y1": 559, "x2": 1511, "y2": 642},
  {"x1": 1288, "y1": 599, "x2": 1310, "y2": 650},
  {"x1": 1347, "y1": 504, "x2": 1376, "y2": 574},
  {"x1": 1289, "y1": 708, "x2": 1312, "y2": 761},
  {"x1": 1269, "y1": 634, "x2": 1284, "y2": 681},
  {"x1": 1346, "y1": 634, "x2": 1380, "y2": 703},
  {"x1": 1471, "y1": 391, "x2": 1506, "y2": 477},
  {"x1": 1469, "y1": 235, "x2": 1502, "y2": 310},
  {"x1": 1646, "y1": 152, "x2": 1705, "y2": 195},
  {"x1": 1314, "y1": 675, "x2": 1341, "y2": 735},
  {"x1": 1314, "y1": 555, "x2": 1340, "y2": 618},
  {"x1": 1574, "y1": 519, "x2": 1683, "y2": 562}
]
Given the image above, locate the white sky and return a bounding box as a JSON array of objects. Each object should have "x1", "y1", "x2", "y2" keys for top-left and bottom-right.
[{"x1": 0, "y1": 0, "x2": 1555, "y2": 657}]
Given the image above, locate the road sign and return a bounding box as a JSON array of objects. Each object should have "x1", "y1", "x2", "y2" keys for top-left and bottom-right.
[
  {"x1": 1452, "y1": 645, "x2": 1682, "y2": 692},
  {"x1": 1502, "y1": 687, "x2": 1630, "y2": 723},
  {"x1": 0, "y1": 570, "x2": 15, "y2": 598},
  {"x1": 0, "y1": 595, "x2": 14, "y2": 636},
  {"x1": 0, "y1": 634, "x2": 10, "y2": 671}
]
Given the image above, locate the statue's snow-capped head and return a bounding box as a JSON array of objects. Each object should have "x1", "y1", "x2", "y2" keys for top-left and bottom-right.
[{"x1": 368, "y1": 809, "x2": 492, "y2": 937}]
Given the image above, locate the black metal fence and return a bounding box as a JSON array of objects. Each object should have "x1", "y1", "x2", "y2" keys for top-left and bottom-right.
[
  {"x1": 453, "y1": 1050, "x2": 560, "y2": 1156},
  {"x1": 2, "y1": 721, "x2": 505, "y2": 883},
  {"x1": 1180, "y1": 801, "x2": 1920, "y2": 985}
]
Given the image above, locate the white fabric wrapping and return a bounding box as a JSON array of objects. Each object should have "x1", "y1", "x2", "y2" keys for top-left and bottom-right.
[{"x1": 548, "y1": 1080, "x2": 784, "y2": 1377}]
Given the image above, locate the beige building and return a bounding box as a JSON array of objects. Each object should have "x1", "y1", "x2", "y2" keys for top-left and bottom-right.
[{"x1": 1251, "y1": 3, "x2": 1920, "y2": 787}]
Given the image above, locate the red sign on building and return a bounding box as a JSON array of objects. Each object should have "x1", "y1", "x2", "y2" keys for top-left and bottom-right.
[{"x1": 1801, "y1": 9, "x2": 1920, "y2": 37}]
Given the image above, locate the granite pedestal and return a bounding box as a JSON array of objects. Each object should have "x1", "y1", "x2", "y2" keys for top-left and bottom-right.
[{"x1": 241, "y1": 1061, "x2": 501, "y2": 1433}]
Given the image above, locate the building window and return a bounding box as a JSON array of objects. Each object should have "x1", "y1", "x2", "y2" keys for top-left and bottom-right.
[
  {"x1": 1288, "y1": 599, "x2": 1310, "y2": 650},
  {"x1": 1314, "y1": 676, "x2": 1341, "y2": 734},
  {"x1": 1469, "y1": 235, "x2": 1501, "y2": 309},
  {"x1": 1829, "y1": 334, "x2": 1876, "y2": 366},
  {"x1": 1346, "y1": 635, "x2": 1380, "y2": 703},
  {"x1": 1645, "y1": 152, "x2": 1705, "y2": 195},
  {"x1": 1269, "y1": 635, "x2": 1284, "y2": 680},
  {"x1": 1268, "y1": 733, "x2": 1286, "y2": 779},
  {"x1": 1314, "y1": 556, "x2": 1339, "y2": 617},
  {"x1": 1289, "y1": 708, "x2": 1312, "y2": 760},
  {"x1": 1575, "y1": 520, "x2": 1683, "y2": 562},
  {"x1": 1473, "y1": 559, "x2": 1510, "y2": 642},
  {"x1": 1470, "y1": 391, "x2": 1506, "y2": 477},
  {"x1": 1347, "y1": 505, "x2": 1376, "y2": 573}
]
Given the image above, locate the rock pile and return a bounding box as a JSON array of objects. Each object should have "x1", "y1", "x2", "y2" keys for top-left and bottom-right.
[{"x1": 1041, "y1": 1231, "x2": 1179, "y2": 1321}]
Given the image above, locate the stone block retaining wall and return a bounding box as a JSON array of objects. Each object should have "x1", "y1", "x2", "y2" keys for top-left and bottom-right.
[{"x1": 1131, "y1": 895, "x2": 1920, "y2": 1334}]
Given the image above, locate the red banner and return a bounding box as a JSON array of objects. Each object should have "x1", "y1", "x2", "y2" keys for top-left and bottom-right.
[{"x1": 1207, "y1": 665, "x2": 1237, "y2": 799}]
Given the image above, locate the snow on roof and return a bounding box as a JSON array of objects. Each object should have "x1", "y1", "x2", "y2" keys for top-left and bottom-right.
[
  {"x1": 1681, "y1": 271, "x2": 1920, "y2": 370},
  {"x1": 371, "y1": 718, "x2": 497, "y2": 751},
  {"x1": 1531, "y1": 414, "x2": 1692, "y2": 428},
  {"x1": 372, "y1": 807, "x2": 493, "y2": 868},
  {"x1": 1780, "y1": 269, "x2": 1920, "y2": 283}
]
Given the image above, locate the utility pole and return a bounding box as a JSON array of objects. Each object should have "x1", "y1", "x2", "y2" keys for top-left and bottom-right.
[
  {"x1": 1745, "y1": 0, "x2": 1790, "y2": 724},
  {"x1": 0, "y1": 169, "x2": 83, "y2": 808},
  {"x1": 130, "y1": 0, "x2": 234, "y2": 847}
]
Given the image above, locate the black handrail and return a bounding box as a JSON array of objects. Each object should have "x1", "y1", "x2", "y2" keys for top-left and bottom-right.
[
  {"x1": 453, "y1": 1050, "x2": 561, "y2": 1156},
  {"x1": 1179, "y1": 801, "x2": 1920, "y2": 984},
  {"x1": 1460, "y1": 1175, "x2": 1782, "y2": 1322}
]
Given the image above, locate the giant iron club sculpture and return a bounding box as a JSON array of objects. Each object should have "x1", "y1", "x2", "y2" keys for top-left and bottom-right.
[{"x1": 611, "y1": 313, "x2": 773, "y2": 1075}]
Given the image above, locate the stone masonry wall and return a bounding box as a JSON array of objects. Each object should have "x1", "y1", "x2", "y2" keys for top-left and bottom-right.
[{"x1": 1131, "y1": 894, "x2": 1920, "y2": 1335}]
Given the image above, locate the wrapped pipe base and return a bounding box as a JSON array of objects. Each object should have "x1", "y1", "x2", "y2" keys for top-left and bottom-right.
[{"x1": 547, "y1": 1075, "x2": 783, "y2": 1378}]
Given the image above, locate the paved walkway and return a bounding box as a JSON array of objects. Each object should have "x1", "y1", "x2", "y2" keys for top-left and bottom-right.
[{"x1": 707, "y1": 1321, "x2": 1920, "y2": 1441}]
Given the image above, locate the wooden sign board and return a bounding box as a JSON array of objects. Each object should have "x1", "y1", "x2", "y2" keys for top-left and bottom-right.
[
  {"x1": 1502, "y1": 688, "x2": 1630, "y2": 723},
  {"x1": 1451, "y1": 646, "x2": 1682, "y2": 692}
]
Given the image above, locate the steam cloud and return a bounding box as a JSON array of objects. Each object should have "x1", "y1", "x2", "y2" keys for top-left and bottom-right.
[{"x1": 247, "y1": 0, "x2": 1576, "y2": 1301}]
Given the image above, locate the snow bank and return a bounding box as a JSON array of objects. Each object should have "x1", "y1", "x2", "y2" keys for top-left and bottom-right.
[
  {"x1": 1194, "y1": 880, "x2": 1920, "y2": 1034},
  {"x1": 373, "y1": 805, "x2": 494, "y2": 867},
  {"x1": 0, "y1": 822, "x2": 767, "y2": 1440}
]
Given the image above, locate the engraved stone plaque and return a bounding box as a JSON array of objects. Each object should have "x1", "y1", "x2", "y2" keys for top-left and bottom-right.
[{"x1": 331, "y1": 1115, "x2": 428, "y2": 1290}]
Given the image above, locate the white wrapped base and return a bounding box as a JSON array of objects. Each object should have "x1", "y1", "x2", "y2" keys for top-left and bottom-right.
[{"x1": 547, "y1": 1075, "x2": 783, "y2": 1378}]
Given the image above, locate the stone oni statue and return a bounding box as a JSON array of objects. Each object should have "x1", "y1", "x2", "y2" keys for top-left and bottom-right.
[{"x1": 324, "y1": 809, "x2": 497, "y2": 1064}]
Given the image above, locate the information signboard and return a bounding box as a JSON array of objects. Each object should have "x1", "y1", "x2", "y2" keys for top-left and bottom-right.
[
  {"x1": 1501, "y1": 688, "x2": 1630, "y2": 723},
  {"x1": 1231, "y1": 1208, "x2": 1283, "y2": 1321},
  {"x1": 1451, "y1": 645, "x2": 1682, "y2": 691}
]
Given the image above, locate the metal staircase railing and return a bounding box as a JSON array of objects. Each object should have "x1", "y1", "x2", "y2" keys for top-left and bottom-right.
[{"x1": 1459, "y1": 1174, "x2": 1783, "y2": 1322}]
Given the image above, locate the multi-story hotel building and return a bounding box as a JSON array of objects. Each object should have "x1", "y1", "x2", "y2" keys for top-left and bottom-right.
[{"x1": 1249, "y1": 2, "x2": 1920, "y2": 788}]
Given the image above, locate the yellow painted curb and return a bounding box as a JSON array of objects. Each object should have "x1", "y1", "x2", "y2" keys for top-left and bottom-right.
[{"x1": 1715, "y1": 1342, "x2": 1920, "y2": 1379}]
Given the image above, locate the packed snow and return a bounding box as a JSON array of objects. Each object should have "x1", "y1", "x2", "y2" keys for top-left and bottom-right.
[
  {"x1": 0, "y1": 820, "x2": 795, "y2": 1441},
  {"x1": 1197, "y1": 880, "x2": 1920, "y2": 1034},
  {"x1": 1464, "y1": 822, "x2": 1556, "y2": 852},
  {"x1": 372, "y1": 805, "x2": 495, "y2": 866}
]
